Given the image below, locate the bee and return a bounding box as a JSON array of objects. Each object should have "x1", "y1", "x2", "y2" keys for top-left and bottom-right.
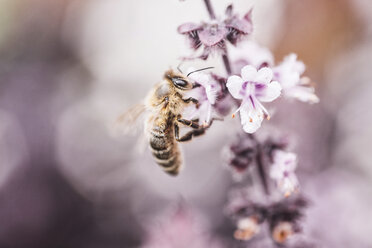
[{"x1": 117, "y1": 68, "x2": 216, "y2": 176}]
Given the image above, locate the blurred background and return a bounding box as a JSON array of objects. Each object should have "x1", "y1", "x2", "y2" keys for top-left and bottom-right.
[{"x1": 0, "y1": 0, "x2": 371, "y2": 247}]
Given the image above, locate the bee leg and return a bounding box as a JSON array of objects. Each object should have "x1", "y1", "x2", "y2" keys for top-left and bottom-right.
[
  {"x1": 182, "y1": 97, "x2": 198, "y2": 105},
  {"x1": 178, "y1": 117, "x2": 223, "y2": 129},
  {"x1": 201, "y1": 117, "x2": 223, "y2": 128},
  {"x1": 177, "y1": 118, "x2": 200, "y2": 129},
  {"x1": 183, "y1": 97, "x2": 200, "y2": 108},
  {"x1": 174, "y1": 123, "x2": 205, "y2": 142}
]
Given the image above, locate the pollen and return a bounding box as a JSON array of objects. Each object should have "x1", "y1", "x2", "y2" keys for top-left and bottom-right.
[
  {"x1": 272, "y1": 222, "x2": 294, "y2": 244},
  {"x1": 234, "y1": 217, "x2": 260, "y2": 241}
]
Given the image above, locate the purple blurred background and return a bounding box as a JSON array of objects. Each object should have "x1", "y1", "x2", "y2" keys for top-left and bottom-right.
[{"x1": 0, "y1": 0, "x2": 371, "y2": 247}]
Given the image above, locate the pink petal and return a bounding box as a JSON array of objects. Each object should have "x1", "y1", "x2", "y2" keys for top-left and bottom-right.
[
  {"x1": 225, "y1": 17, "x2": 253, "y2": 34},
  {"x1": 177, "y1": 22, "x2": 202, "y2": 34},
  {"x1": 198, "y1": 25, "x2": 227, "y2": 46},
  {"x1": 244, "y1": 9, "x2": 253, "y2": 23},
  {"x1": 225, "y1": 4, "x2": 233, "y2": 17}
]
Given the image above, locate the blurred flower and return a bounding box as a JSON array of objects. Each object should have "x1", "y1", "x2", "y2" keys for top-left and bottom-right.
[
  {"x1": 178, "y1": 5, "x2": 253, "y2": 60},
  {"x1": 234, "y1": 216, "x2": 260, "y2": 241},
  {"x1": 262, "y1": 135, "x2": 290, "y2": 163},
  {"x1": 227, "y1": 65, "x2": 281, "y2": 133},
  {"x1": 269, "y1": 150, "x2": 299, "y2": 197},
  {"x1": 141, "y1": 205, "x2": 223, "y2": 248},
  {"x1": 267, "y1": 197, "x2": 307, "y2": 243},
  {"x1": 247, "y1": 237, "x2": 318, "y2": 248},
  {"x1": 224, "y1": 5, "x2": 253, "y2": 45},
  {"x1": 273, "y1": 54, "x2": 319, "y2": 103},
  {"x1": 210, "y1": 73, "x2": 235, "y2": 116},
  {"x1": 271, "y1": 221, "x2": 294, "y2": 244},
  {"x1": 184, "y1": 69, "x2": 222, "y2": 125},
  {"x1": 226, "y1": 187, "x2": 307, "y2": 244},
  {"x1": 226, "y1": 133, "x2": 256, "y2": 172},
  {"x1": 178, "y1": 21, "x2": 226, "y2": 60},
  {"x1": 230, "y1": 40, "x2": 274, "y2": 73}
]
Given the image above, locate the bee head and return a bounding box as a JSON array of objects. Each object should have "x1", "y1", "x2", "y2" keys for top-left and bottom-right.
[{"x1": 164, "y1": 70, "x2": 194, "y2": 91}]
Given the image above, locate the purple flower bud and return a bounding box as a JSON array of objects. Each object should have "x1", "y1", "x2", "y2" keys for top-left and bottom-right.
[
  {"x1": 224, "y1": 9, "x2": 253, "y2": 45},
  {"x1": 178, "y1": 5, "x2": 253, "y2": 60},
  {"x1": 227, "y1": 133, "x2": 257, "y2": 172}
]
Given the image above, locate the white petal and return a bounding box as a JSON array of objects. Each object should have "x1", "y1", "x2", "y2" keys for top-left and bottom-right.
[
  {"x1": 255, "y1": 67, "x2": 273, "y2": 84},
  {"x1": 229, "y1": 41, "x2": 274, "y2": 69},
  {"x1": 239, "y1": 103, "x2": 264, "y2": 133},
  {"x1": 281, "y1": 174, "x2": 299, "y2": 196},
  {"x1": 285, "y1": 53, "x2": 305, "y2": 74},
  {"x1": 197, "y1": 102, "x2": 210, "y2": 124},
  {"x1": 257, "y1": 81, "x2": 282, "y2": 102},
  {"x1": 270, "y1": 150, "x2": 298, "y2": 179},
  {"x1": 227, "y1": 75, "x2": 244, "y2": 99},
  {"x1": 185, "y1": 87, "x2": 203, "y2": 100},
  {"x1": 282, "y1": 152, "x2": 297, "y2": 171},
  {"x1": 270, "y1": 164, "x2": 283, "y2": 180},
  {"x1": 241, "y1": 65, "x2": 257, "y2": 81},
  {"x1": 183, "y1": 105, "x2": 198, "y2": 120},
  {"x1": 274, "y1": 54, "x2": 305, "y2": 88},
  {"x1": 285, "y1": 86, "x2": 319, "y2": 104},
  {"x1": 205, "y1": 84, "x2": 219, "y2": 104}
]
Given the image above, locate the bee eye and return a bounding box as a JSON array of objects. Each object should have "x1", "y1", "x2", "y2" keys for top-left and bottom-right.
[{"x1": 172, "y1": 78, "x2": 189, "y2": 89}]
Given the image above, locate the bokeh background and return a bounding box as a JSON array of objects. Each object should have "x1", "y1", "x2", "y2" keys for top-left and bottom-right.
[{"x1": 0, "y1": 0, "x2": 371, "y2": 247}]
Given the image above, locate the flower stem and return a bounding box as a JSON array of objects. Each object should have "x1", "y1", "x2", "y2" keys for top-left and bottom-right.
[
  {"x1": 248, "y1": 134, "x2": 270, "y2": 195},
  {"x1": 202, "y1": 0, "x2": 232, "y2": 75},
  {"x1": 203, "y1": 0, "x2": 216, "y2": 19},
  {"x1": 256, "y1": 146, "x2": 270, "y2": 195},
  {"x1": 222, "y1": 53, "x2": 232, "y2": 75}
]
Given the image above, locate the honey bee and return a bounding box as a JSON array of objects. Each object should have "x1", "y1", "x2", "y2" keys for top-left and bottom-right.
[{"x1": 117, "y1": 68, "x2": 216, "y2": 176}]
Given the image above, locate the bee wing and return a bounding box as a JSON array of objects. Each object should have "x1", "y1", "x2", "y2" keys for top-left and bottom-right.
[{"x1": 114, "y1": 103, "x2": 147, "y2": 136}]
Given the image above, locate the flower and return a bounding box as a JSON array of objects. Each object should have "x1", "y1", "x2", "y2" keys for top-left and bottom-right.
[
  {"x1": 141, "y1": 205, "x2": 223, "y2": 248},
  {"x1": 224, "y1": 5, "x2": 253, "y2": 45},
  {"x1": 183, "y1": 69, "x2": 221, "y2": 125},
  {"x1": 226, "y1": 186, "x2": 308, "y2": 244},
  {"x1": 210, "y1": 73, "x2": 235, "y2": 116},
  {"x1": 234, "y1": 216, "x2": 260, "y2": 241},
  {"x1": 273, "y1": 54, "x2": 319, "y2": 103},
  {"x1": 227, "y1": 65, "x2": 282, "y2": 133},
  {"x1": 226, "y1": 133, "x2": 256, "y2": 172},
  {"x1": 271, "y1": 221, "x2": 294, "y2": 244},
  {"x1": 178, "y1": 6, "x2": 253, "y2": 60},
  {"x1": 269, "y1": 150, "x2": 299, "y2": 197},
  {"x1": 230, "y1": 40, "x2": 274, "y2": 73}
]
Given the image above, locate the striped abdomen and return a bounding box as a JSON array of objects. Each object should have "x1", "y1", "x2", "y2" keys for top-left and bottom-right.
[{"x1": 149, "y1": 124, "x2": 182, "y2": 176}]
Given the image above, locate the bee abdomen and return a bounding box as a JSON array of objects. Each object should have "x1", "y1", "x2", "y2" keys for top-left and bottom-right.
[
  {"x1": 150, "y1": 135, "x2": 182, "y2": 176},
  {"x1": 149, "y1": 134, "x2": 168, "y2": 151}
]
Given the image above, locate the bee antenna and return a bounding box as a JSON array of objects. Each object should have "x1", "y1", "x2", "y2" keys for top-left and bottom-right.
[
  {"x1": 177, "y1": 62, "x2": 184, "y2": 73},
  {"x1": 187, "y1": 67, "x2": 214, "y2": 77}
]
